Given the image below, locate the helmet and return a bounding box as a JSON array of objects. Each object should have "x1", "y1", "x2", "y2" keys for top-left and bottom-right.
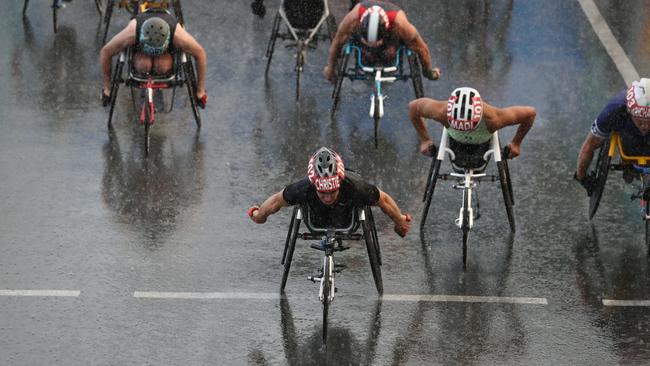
[
  {"x1": 139, "y1": 17, "x2": 171, "y2": 56},
  {"x1": 447, "y1": 87, "x2": 483, "y2": 131},
  {"x1": 626, "y1": 78, "x2": 650, "y2": 121},
  {"x1": 359, "y1": 5, "x2": 390, "y2": 44},
  {"x1": 307, "y1": 147, "x2": 346, "y2": 193}
]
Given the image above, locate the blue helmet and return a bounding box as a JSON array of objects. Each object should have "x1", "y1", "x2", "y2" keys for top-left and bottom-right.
[{"x1": 139, "y1": 17, "x2": 171, "y2": 56}]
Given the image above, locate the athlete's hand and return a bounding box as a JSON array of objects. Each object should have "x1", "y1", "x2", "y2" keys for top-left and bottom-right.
[
  {"x1": 251, "y1": 0, "x2": 266, "y2": 18},
  {"x1": 248, "y1": 205, "x2": 266, "y2": 223},
  {"x1": 506, "y1": 143, "x2": 520, "y2": 159},
  {"x1": 574, "y1": 171, "x2": 595, "y2": 196},
  {"x1": 394, "y1": 213, "x2": 412, "y2": 238},
  {"x1": 197, "y1": 90, "x2": 208, "y2": 109},
  {"x1": 323, "y1": 64, "x2": 336, "y2": 84},
  {"x1": 102, "y1": 89, "x2": 111, "y2": 107},
  {"x1": 423, "y1": 67, "x2": 441, "y2": 81}
]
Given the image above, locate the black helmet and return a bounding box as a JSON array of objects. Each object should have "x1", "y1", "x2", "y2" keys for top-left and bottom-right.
[{"x1": 139, "y1": 17, "x2": 171, "y2": 56}]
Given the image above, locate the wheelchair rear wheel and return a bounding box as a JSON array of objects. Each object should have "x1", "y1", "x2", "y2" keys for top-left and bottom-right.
[
  {"x1": 326, "y1": 14, "x2": 337, "y2": 42},
  {"x1": 497, "y1": 161, "x2": 516, "y2": 232},
  {"x1": 107, "y1": 57, "x2": 125, "y2": 128},
  {"x1": 281, "y1": 209, "x2": 301, "y2": 292},
  {"x1": 407, "y1": 53, "x2": 424, "y2": 99},
  {"x1": 367, "y1": 208, "x2": 381, "y2": 265},
  {"x1": 362, "y1": 212, "x2": 383, "y2": 294},
  {"x1": 172, "y1": 0, "x2": 184, "y2": 25},
  {"x1": 421, "y1": 158, "x2": 441, "y2": 231},
  {"x1": 94, "y1": 0, "x2": 105, "y2": 16},
  {"x1": 184, "y1": 59, "x2": 201, "y2": 128},
  {"x1": 23, "y1": 0, "x2": 29, "y2": 16},
  {"x1": 331, "y1": 51, "x2": 350, "y2": 117},
  {"x1": 645, "y1": 200, "x2": 650, "y2": 252},
  {"x1": 282, "y1": 207, "x2": 298, "y2": 265},
  {"x1": 102, "y1": 0, "x2": 115, "y2": 44},
  {"x1": 502, "y1": 147, "x2": 515, "y2": 205},
  {"x1": 265, "y1": 12, "x2": 281, "y2": 75},
  {"x1": 589, "y1": 139, "x2": 611, "y2": 219}
]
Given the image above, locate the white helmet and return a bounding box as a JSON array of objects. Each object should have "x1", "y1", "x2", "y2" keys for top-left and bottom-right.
[
  {"x1": 626, "y1": 78, "x2": 650, "y2": 120},
  {"x1": 447, "y1": 87, "x2": 483, "y2": 131}
]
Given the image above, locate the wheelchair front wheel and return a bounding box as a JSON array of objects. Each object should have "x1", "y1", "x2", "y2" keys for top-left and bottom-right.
[
  {"x1": 589, "y1": 140, "x2": 611, "y2": 219},
  {"x1": 362, "y1": 212, "x2": 383, "y2": 294},
  {"x1": 295, "y1": 45, "x2": 304, "y2": 101},
  {"x1": 497, "y1": 160, "x2": 516, "y2": 232},
  {"x1": 322, "y1": 257, "x2": 331, "y2": 343},
  {"x1": 373, "y1": 95, "x2": 380, "y2": 148},
  {"x1": 462, "y1": 190, "x2": 470, "y2": 269},
  {"x1": 281, "y1": 211, "x2": 301, "y2": 292}
]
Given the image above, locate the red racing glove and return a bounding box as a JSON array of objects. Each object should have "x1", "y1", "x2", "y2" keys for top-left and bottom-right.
[{"x1": 394, "y1": 213, "x2": 412, "y2": 237}]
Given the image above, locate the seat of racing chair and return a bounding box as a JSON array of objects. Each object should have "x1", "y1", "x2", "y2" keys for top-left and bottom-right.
[
  {"x1": 283, "y1": 0, "x2": 326, "y2": 30},
  {"x1": 448, "y1": 138, "x2": 491, "y2": 173}
]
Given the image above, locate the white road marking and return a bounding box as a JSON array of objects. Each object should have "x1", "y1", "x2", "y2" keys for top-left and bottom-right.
[
  {"x1": 602, "y1": 299, "x2": 650, "y2": 307},
  {"x1": 382, "y1": 294, "x2": 548, "y2": 305},
  {"x1": 133, "y1": 291, "x2": 281, "y2": 300},
  {"x1": 0, "y1": 290, "x2": 80, "y2": 297},
  {"x1": 577, "y1": 0, "x2": 639, "y2": 84},
  {"x1": 133, "y1": 291, "x2": 547, "y2": 305}
]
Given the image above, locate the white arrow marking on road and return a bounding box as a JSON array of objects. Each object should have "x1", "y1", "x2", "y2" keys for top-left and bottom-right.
[{"x1": 133, "y1": 292, "x2": 281, "y2": 300}]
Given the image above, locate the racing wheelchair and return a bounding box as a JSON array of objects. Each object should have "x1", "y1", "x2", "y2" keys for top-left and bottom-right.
[
  {"x1": 105, "y1": 41, "x2": 201, "y2": 154},
  {"x1": 23, "y1": 0, "x2": 105, "y2": 34},
  {"x1": 421, "y1": 130, "x2": 515, "y2": 268},
  {"x1": 588, "y1": 132, "x2": 650, "y2": 248},
  {"x1": 280, "y1": 203, "x2": 382, "y2": 343},
  {"x1": 264, "y1": 0, "x2": 337, "y2": 100},
  {"x1": 331, "y1": 40, "x2": 425, "y2": 148},
  {"x1": 101, "y1": 0, "x2": 185, "y2": 44}
]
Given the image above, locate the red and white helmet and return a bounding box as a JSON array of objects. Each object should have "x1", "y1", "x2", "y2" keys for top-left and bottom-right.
[
  {"x1": 626, "y1": 78, "x2": 650, "y2": 121},
  {"x1": 307, "y1": 147, "x2": 345, "y2": 193},
  {"x1": 360, "y1": 5, "x2": 390, "y2": 43},
  {"x1": 447, "y1": 87, "x2": 483, "y2": 131}
]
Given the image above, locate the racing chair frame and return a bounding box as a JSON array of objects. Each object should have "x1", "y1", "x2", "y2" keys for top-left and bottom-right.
[
  {"x1": 589, "y1": 132, "x2": 650, "y2": 250},
  {"x1": 421, "y1": 130, "x2": 515, "y2": 268},
  {"x1": 105, "y1": 45, "x2": 200, "y2": 153},
  {"x1": 330, "y1": 40, "x2": 424, "y2": 147},
  {"x1": 264, "y1": 0, "x2": 337, "y2": 100}
]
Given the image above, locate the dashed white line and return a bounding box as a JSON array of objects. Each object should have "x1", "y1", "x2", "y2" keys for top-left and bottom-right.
[
  {"x1": 0, "y1": 290, "x2": 80, "y2": 297},
  {"x1": 382, "y1": 294, "x2": 548, "y2": 305},
  {"x1": 577, "y1": 0, "x2": 640, "y2": 84},
  {"x1": 602, "y1": 299, "x2": 650, "y2": 307},
  {"x1": 133, "y1": 291, "x2": 281, "y2": 300}
]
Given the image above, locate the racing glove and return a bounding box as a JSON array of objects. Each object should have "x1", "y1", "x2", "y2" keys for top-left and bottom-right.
[
  {"x1": 394, "y1": 213, "x2": 412, "y2": 238},
  {"x1": 197, "y1": 93, "x2": 208, "y2": 109},
  {"x1": 574, "y1": 171, "x2": 596, "y2": 196},
  {"x1": 423, "y1": 68, "x2": 440, "y2": 81},
  {"x1": 102, "y1": 91, "x2": 111, "y2": 107},
  {"x1": 251, "y1": 0, "x2": 266, "y2": 18}
]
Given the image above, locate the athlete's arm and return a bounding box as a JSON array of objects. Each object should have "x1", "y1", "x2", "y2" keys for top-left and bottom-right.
[
  {"x1": 376, "y1": 190, "x2": 411, "y2": 237},
  {"x1": 576, "y1": 133, "x2": 605, "y2": 180},
  {"x1": 100, "y1": 20, "x2": 137, "y2": 95},
  {"x1": 172, "y1": 25, "x2": 207, "y2": 98},
  {"x1": 393, "y1": 12, "x2": 435, "y2": 73},
  {"x1": 408, "y1": 98, "x2": 448, "y2": 154},
  {"x1": 489, "y1": 104, "x2": 536, "y2": 158},
  {"x1": 248, "y1": 190, "x2": 290, "y2": 224},
  {"x1": 324, "y1": 5, "x2": 359, "y2": 83}
]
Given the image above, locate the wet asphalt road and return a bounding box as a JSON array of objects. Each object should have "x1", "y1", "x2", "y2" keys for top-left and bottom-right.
[{"x1": 3, "y1": 0, "x2": 650, "y2": 365}]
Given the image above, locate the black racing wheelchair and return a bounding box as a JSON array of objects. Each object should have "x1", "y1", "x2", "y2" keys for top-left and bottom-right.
[
  {"x1": 331, "y1": 40, "x2": 425, "y2": 148},
  {"x1": 101, "y1": 0, "x2": 185, "y2": 44},
  {"x1": 264, "y1": 0, "x2": 337, "y2": 100},
  {"x1": 23, "y1": 0, "x2": 105, "y2": 34},
  {"x1": 281, "y1": 203, "x2": 382, "y2": 343},
  {"x1": 588, "y1": 132, "x2": 650, "y2": 249},
  {"x1": 105, "y1": 36, "x2": 200, "y2": 154},
  {"x1": 421, "y1": 130, "x2": 515, "y2": 268}
]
